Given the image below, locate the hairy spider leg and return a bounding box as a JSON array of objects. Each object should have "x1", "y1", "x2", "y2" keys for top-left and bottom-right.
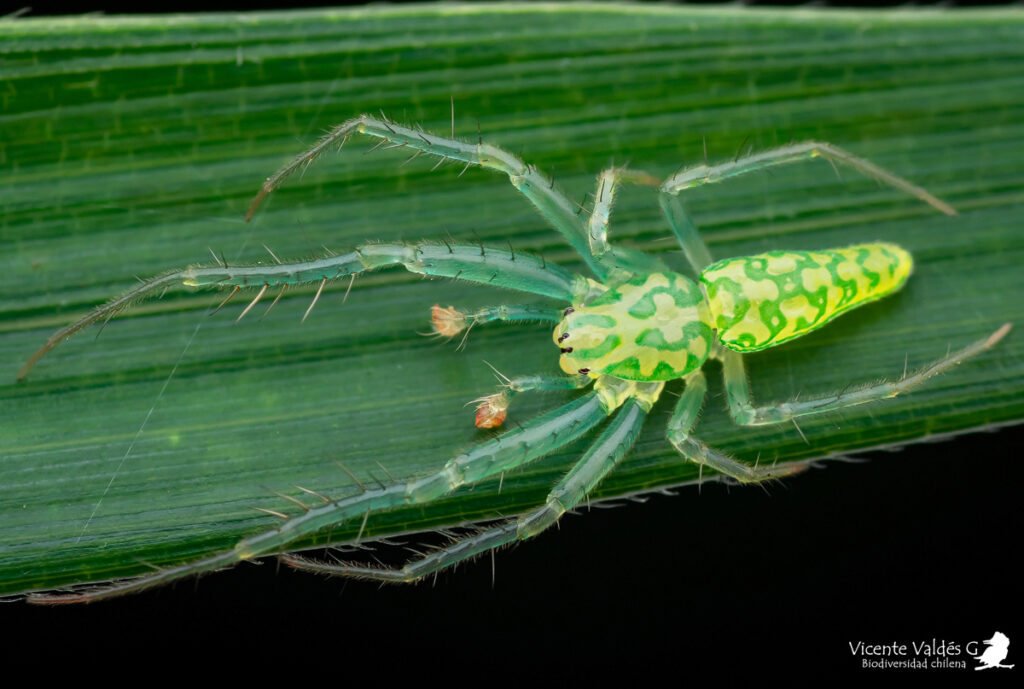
[
  {"x1": 721, "y1": 323, "x2": 1012, "y2": 426},
  {"x1": 587, "y1": 167, "x2": 660, "y2": 259},
  {"x1": 30, "y1": 390, "x2": 619, "y2": 604},
  {"x1": 661, "y1": 141, "x2": 957, "y2": 216},
  {"x1": 667, "y1": 370, "x2": 807, "y2": 483},
  {"x1": 245, "y1": 114, "x2": 620, "y2": 279},
  {"x1": 659, "y1": 191, "x2": 713, "y2": 274},
  {"x1": 584, "y1": 166, "x2": 671, "y2": 277},
  {"x1": 18, "y1": 243, "x2": 583, "y2": 379},
  {"x1": 184, "y1": 243, "x2": 578, "y2": 300},
  {"x1": 587, "y1": 167, "x2": 619, "y2": 259},
  {"x1": 283, "y1": 395, "x2": 653, "y2": 582},
  {"x1": 658, "y1": 140, "x2": 957, "y2": 277}
]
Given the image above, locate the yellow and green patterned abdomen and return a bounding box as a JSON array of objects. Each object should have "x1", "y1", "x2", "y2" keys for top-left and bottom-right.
[
  {"x1": 700, "y1": 243, "x2": 913, "y2": 353},
  {"x1": 554, "y1": 272, "x2": 714, "y2": 381}
]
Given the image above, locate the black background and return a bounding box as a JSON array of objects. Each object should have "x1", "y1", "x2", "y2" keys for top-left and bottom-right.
[{"x1": 8, "y1": 0, "x2": 1021, "y2": 680}]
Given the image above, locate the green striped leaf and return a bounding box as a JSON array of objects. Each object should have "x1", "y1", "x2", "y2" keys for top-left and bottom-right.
[{"x1": 1, "y1": 4, "x2": 1021, "y2": 597}]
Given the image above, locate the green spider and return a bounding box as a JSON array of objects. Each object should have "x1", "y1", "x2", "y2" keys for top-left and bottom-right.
[{"x1": 21, "y1": 114, "x2": 1010, "y2": 603}]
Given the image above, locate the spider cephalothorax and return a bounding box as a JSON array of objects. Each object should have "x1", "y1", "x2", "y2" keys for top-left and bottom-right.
[
  {"x1": 554, "y1": 272, "x2": 713, "y2": 381},
  {"x1": 20, "y1": 113, "x2": 1009, "y2": 603}
]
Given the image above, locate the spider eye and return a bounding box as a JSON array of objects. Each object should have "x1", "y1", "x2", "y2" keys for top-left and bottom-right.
[
  {"x1": 563, "y1": 307, "x2": 574, "y2": 316},
  {"x1": 578, "y1": 368, "x2": 590, "y2": 375},
  {"x1": 557, "y1": 333, "x2": 569, "y2": 343},
  {"x1": 560, "y1": 347, "x2": 573, "y2": 354}
]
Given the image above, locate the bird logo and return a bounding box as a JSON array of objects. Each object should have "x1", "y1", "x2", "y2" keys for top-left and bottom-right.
[{"x1": 974, "y1": 631, "x2": 1014, "y2": 671}]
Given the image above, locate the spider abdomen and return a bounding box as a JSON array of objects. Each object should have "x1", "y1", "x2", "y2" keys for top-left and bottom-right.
[
  {"x1": 701, "y1": 243, "x2": 913, "y2": 352},
  {"x1": 554, "y1": 272, "x2": 714, "y2": 381}
]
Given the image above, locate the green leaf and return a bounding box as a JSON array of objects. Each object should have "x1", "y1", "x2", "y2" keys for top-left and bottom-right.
[{"x1": 1, "y1": 4, "x2": 1021, "y2": 597}]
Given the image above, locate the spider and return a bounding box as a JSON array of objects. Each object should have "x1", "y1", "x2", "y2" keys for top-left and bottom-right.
[{"x1": 21, "y1": 114, "x2": 1010, "y2": 603}]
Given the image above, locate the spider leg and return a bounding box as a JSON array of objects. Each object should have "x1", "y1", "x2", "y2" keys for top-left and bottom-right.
[
  {"x1": 28, "y1": 391, "x2": 617, "y2": 603},
  {"x1": 668, "y1": 370, "x2": 806, "y2": 483},
  {"x1": 658, "y1": 190, "x2": 713, "y2": 274},
  {"x1": 585, "y1": 167, "x2": 664, "y2": 276},
  {"x1": 662, "y1": 141, "x2": 956, "y2": 215},
  {"x1": 282, "y1": 397, "x2": 651, "y2": 582},
  {"x1": 246, "y1": 114, "x2": 612, "y2": 279},
  {"x1": 719, "y1": 323, "x2": 1011, "y2": 427},
  {"x1": 658, "y1": 141, "x2": 956, "y2": 274},
  {"x1": 19, "y1": 243, "x2": 584, "y2": 379}
]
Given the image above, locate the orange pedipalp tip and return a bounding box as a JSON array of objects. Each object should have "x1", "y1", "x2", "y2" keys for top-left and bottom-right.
[
  {"x1": 431, "y1": 304, "x2": 467, "y2": 338},
  {"x1": 475, "y1": 405, "x2": 507, "y2": 429},
  {"x1": 473, "y1": 392, "x2": 509, "y2": 429}
]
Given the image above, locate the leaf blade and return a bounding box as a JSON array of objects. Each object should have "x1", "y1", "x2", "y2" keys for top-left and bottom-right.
[{"x1": 1, "y1": 4, "x2": 1022, "y2": 596}]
